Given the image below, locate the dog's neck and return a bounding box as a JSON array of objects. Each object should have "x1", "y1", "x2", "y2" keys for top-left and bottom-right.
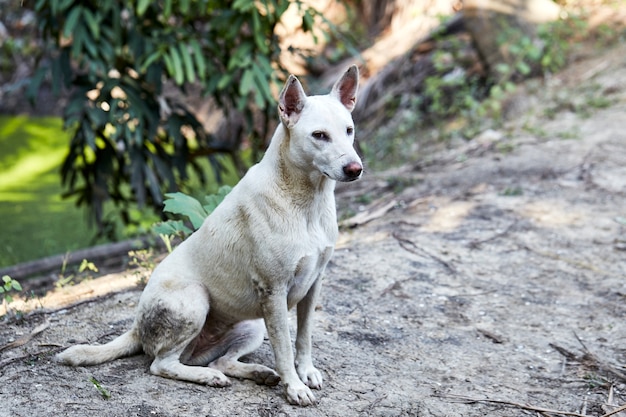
[{"x1": 264, "y1": 124, "x2": 336, "y2": 207}]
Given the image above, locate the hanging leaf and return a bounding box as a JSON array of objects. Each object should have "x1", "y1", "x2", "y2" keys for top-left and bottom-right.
[
  {"x1": 63, "y1": 6, "x2": 83, "y2": 38},
  {"x1": 179, "y1": 44, "x2": 195, "y2": 83},
  {"x1": 169, "y1": 46, "x2": 184, "y2": 85},
  {"x1": 136, "y1": 0, "x2": 151, "y2": 16},
  {"x1": 189, "y1": 39, "x2": 206, "y2": 81},
  {"x1": 83, "y1": 8, "x2": 100, "y2": 40}
]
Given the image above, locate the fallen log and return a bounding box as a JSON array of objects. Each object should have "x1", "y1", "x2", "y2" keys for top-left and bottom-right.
[{"x1": 0, "y1": 237, "x2": 160, "y2": 280}]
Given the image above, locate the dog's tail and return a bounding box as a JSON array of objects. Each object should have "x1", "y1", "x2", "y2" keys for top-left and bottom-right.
[{"x1": 56, "y1": 328, "x2": 142, "y2": 366}]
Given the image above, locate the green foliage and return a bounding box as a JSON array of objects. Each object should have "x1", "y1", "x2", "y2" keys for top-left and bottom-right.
[
  {"x1": 413, "y1": 36, "x2": 495, "y2": 141},
  {"x1": 401, "y1": 15, "x2": 589, "y2": 145},
  {"x1": 0, "y1": 275, "x2": 22, "y2": 305},
  {"x1": 56, "y1": 258, "x2": 99, "y2": 288},
  {"x1": 153, "y1": 185, "x2": 232, "y2": 242},
  {"x1": 537, "y1": 16, "x2": 589, "y2": 74},
  {"x1": 89, "y1": 376, "x2": 111, "y2": 400},
  {"x1": 0, "y1": 115, "x2": 107, "y2": 267},
  {"x1": 362, "y1": 13, "x2": 598, "y2": 171},
  {"x1": 128, "y1": 248, "x2": 155, "y2": 285},
  {"x1": 29, "y1": 0, "x2": 325, "y2": 236},
  {"x1": 500, "y1": 186, "x2": 523, "y2": 196},
  {"x1": 542, "y1": 81, "x2": 615, "y2": 121},
  {"x1": 492, "y1": 15, "x2": 589, "y2": 82}
]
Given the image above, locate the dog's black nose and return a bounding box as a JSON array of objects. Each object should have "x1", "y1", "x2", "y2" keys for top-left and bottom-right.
[{"x1": 343, "y1": 161, "x2": 363, "y2": 179}]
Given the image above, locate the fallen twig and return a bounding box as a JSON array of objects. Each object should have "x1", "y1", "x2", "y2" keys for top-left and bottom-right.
[
  {"x1": 550, "y1": 343, "x2": 578, "y2": 361},
  {"x1": 551, "y1": 339, "x2": 626, "y2": 384},
  {"x1": 574, "y1": 333, "x2": 626, "y2": 382},
  {"x1": 0, "y1": 321, "x2": 49, "y2": 353},
  {"x1": 433, "y1": 393, "x2": 589, "y2": 417},
  {"x1": 602, "y1": 404, "x2": 626, "y2": 417},
  {"x1": 468, "y1": 220, "x2": 518, "y2": 249},
  {"x1": 604, "y1": 386, "x2": 626, "y2": 417},
  {"x1": 359, "y1": 394, "x2": 388, "y2": 414},
  {"x1": 392, "y1": 231, "x2": 457, "y2": 274},
  {"x1": 520, "y1": 244, "x2": 617, "y2": 277},
  {"x1": 476, "y1": 328, "x2": 506, "y2": 344},
  {"x1": 379, "y1": 278, "x2": 412, "y2": 299},
  {"x1": 340, "y1": 199, "x2": 397, "y2": 228},
  {"x1": 0, "y1": 345, "x2": 66, "y2": 369}
]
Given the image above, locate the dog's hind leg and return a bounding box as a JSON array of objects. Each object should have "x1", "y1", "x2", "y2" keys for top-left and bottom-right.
[
  {"x1": 138, "y1": 282, "x2": 230, "y2": 387},
  {"x1": 206, "y1": 319, "x2": 280, "y2": 386},
  {"x1": 150, "y1": 353, "x2": 231, "y2": 387}
]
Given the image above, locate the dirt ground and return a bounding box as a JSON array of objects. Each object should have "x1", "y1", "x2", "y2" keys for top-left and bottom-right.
[{"x1": 1, "y1": 42, "x2": 626, "y2": 417}]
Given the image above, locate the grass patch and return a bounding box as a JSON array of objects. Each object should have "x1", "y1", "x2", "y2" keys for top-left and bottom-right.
[{"x1": 0, "y1": 115, "x2": 104, "y2": 267}]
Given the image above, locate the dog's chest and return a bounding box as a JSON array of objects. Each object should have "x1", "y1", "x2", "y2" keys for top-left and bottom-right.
[{"x1": 287, "y1": 244, "x2": 334, "y2": 309}]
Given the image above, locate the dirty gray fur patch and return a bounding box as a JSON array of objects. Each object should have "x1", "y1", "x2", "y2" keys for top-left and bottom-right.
[{"x1": 138, "y1": 302, "x2": 198, "y2": 357}]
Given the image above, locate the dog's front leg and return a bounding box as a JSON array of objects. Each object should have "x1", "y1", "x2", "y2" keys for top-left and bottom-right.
[
  {"x1": 259, "y1": 286, "x2": 317, "y2": 406},
  {"x1": 295, "y1": 276, "x2": 323, "y2": 389}
]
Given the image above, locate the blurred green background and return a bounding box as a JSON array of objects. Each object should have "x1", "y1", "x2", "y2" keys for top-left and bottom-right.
[{"x1": 0, "y1": 115, "x2": 102, "y2": 267}]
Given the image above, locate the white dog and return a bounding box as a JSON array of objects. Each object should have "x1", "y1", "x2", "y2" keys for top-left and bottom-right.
[{"x1": 56, "y1": 66, "x2": 362, "y2": 406}]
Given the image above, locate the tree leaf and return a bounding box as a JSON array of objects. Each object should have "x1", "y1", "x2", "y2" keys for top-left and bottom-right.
[
  {"x1": 179, "y1": 44, "x2": 195, "y2": 83},
  {"x1": 163, "y1": 0, "x2": 172, "y2": 18},
  {"x1": 26, "y1": 66, "x2": 48, "y2": 105},
  {"x1": 82, "y1": 8, "x2": 100, "y2": 40},
  {"x1": 71, "y1": 22, "x2": 87, "y2": 59},
  {"x1": 144, "y1": 164, "x2": 163, "y2": 206},
  {"x1": 252, "y1": 64, "x2": 272, "y2": 106},
  {"x1": 239, "y1": 68, "x2": 254, "y2": 96},
  {"x1": 189, "y1": 39, "x2": 206, "y2": 81},
  {"x1": 162, "y1": 192, "x2": 208, "y2": 230},
  {"x1": 152, "y1": 220, "x2": 192, "y2": 237},
  {"x1": 163, "y1": 50, "x2": 174, "y2": 76},
  {"x1": 169, "y1": 47, "x2": 184, "y2": 85},
  {"x1": 232, "y1": 0, "x2": 253, "y2": 11},
  {"x1": 139, "y1": 50, "x2": 162, "y2": 73},
  {"x1": 179, "y1": 0, "x2": 190, "y2": 14},
  {"x1": 203, "y1": 186, "x2": 232, "y2": 214},
  {"x1": 63, "y1": 6, "x2": 83, "y2": 39},
  {"x1": 302, "y1": 9, "x2": 314, "y2": 32},
  {"x1": 216, "y1": 73, "x2": 232, "y2": 91},
  {"x1": 137, "y1": 0, "x2": 151, "y2": 16}
]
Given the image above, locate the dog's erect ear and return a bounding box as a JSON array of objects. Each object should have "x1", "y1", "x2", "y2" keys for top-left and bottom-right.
[
  {"x1": 278, "y1": 75, "x2": 307, "y2": 128},
  {"x1": 330, "y1": 65, "x2": 359, "y2": 112}
]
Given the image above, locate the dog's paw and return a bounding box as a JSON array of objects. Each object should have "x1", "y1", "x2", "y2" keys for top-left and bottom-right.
[
  {"x1": 252, "y1": 369, "x2": 281, "y2": 386},
  {"x1": 204, "y1": 373, "x2": 232, "y2": 388},
  {"x1": 284, "y1": 381, "x2": 316, "y2": 406},
  {"x1": 297, "y1": 363, "x2": 323, "y2": 390}
]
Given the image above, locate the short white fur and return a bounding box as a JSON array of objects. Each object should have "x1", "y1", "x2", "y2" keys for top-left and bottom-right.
[{"x1": 56, "y1": 66, "x2": 362, "y2": 406}]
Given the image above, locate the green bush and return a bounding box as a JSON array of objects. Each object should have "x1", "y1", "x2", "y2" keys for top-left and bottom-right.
[
  {"x1": 29, "y1": 0, "x2": 326, "y2": 236},
  {"x1": 411, "y1": 15, "x2": 587, "y2": 140}
]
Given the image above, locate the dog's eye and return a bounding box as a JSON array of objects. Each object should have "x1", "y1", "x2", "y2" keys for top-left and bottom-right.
[
  {"x1": 347, "y1": 127, "x2": 354, "y2": 135},
  {"x1": 312, "y1": 131, "x2": 329, "y2": 141}
]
